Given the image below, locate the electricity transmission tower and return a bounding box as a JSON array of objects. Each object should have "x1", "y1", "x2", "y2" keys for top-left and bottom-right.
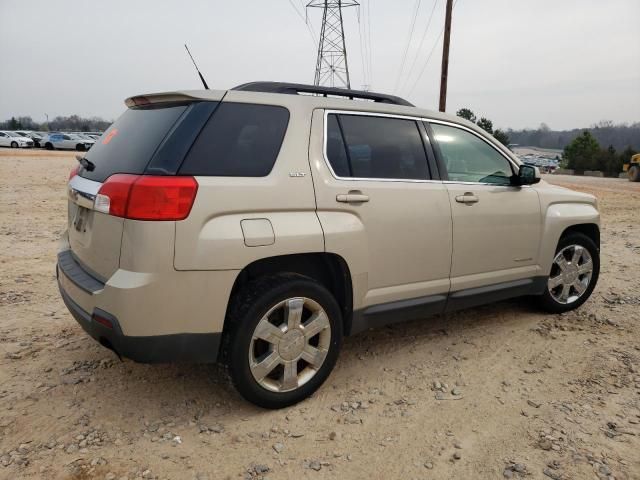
[{"x1": 307, "y1": 1, "x2": 359, "y2": 89}]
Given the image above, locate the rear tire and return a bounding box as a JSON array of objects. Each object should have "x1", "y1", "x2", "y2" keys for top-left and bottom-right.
[
  {"x1": 536, "y1": 232, "x2": 599, "y2": 313},
  {"x1": 222, "y1": 274, "x2": 343, "y2": 409},
  {"x1": 629, "y1": 165, "x2": 640, "y2": 182},
  {"x1": 76, "y1": 144, "x2": 85, "y2": 152},
  {"x1": 10, "y1": 141, "x2": 18, "y2": 148}
]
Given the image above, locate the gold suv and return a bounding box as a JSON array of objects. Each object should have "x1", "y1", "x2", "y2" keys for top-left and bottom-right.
[{"x1": 57, "y1": 82, "x2": 600, "y2": 408}]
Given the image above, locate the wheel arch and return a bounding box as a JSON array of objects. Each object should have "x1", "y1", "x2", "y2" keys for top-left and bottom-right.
[
  {"x1": 225, "y1": 252, "x2": 354, "y2": 336},
  {"x1": 539, "y1": 202, "x2": 600, "y2": 276},
  {"x1": 560, "y1": 223, "x2": 600, "y2": 249}
]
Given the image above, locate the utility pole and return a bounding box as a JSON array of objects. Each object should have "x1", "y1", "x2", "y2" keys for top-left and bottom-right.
[
  {"x1": 438, "y1": 0, "x2": 453, "y2": 112},
  {"x1": 307, "y1": 0, "x2": 359, "y2": 89}
]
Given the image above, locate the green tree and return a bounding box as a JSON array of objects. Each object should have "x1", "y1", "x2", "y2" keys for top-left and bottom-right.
[
  {"x1": 563, "y1": 131, "x2": 600, "y2": 171},
  {"x1": 596, "y1": 145, "x2": 620, "y2": 175},
  {"x1": 456, "y1": 108, "x2": 476, "y2": 123},
  {"x1": 477, "y1": 117, "x2": 494, "y2": 134},
  {"x1": 493, "y1": 129, "x2": 510, "y2": 146}
]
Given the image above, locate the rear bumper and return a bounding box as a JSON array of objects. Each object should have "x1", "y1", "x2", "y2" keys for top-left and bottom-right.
[{"x1": 56, "y1": 257, "x2": 223, "y2": 364}]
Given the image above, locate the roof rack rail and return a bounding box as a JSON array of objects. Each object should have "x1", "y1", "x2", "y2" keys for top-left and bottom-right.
[{"x1": 231, "y1": 82, "x2": 414, "y2": 107}]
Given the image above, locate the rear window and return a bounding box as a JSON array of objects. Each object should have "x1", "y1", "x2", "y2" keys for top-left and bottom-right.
[
  {"x1": 81, "y1": 104, "x2": 188, "y2": 182},
  {"x1": 179, "y1": 103, "x2": 290, "y2": 177},
  {"x1": 326, "y1": 113, "x2": 430, "y2": 180}
]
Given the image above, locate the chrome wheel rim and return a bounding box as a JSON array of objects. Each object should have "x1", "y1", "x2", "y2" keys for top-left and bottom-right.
[
  {"x1": 548, "y1": 244, "x2": 593, "y2": 304},
  {"x1": 249, "y1": 297, "x2": 331, "y2": 393}
]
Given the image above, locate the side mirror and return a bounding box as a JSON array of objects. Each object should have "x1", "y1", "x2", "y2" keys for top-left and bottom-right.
[{"x1": 515, "y1": 164, "x2": 541, "y2": 185}]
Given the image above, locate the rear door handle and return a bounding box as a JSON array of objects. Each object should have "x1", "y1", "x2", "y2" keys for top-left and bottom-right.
[
  {"x1": 455, "y1": 192, "x2": 479, "y2": 204},
  {"x1": 336, "y1": 192, "x2": 369, "y2": 203}
]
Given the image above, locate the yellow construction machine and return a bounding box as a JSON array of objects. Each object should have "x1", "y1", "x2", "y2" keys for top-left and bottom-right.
[{"x1": 623, "y1": 153, "x2": 640, "y2": 182}]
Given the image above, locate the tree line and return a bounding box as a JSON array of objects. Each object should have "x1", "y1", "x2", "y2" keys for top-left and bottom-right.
[
  {"x1": 0, "y1": 115, "x2": 111, "y2": 132},
  {"x1": 506, "y1": 121, "x2": 640, "y2": 151},
  {"x1": 563, "y1": 131, "x2": 636, "y2": 175}
]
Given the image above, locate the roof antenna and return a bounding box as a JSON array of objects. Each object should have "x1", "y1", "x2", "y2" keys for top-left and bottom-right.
[{"x1": 184, "y1": 44, "x2": 210, "y2": 90}]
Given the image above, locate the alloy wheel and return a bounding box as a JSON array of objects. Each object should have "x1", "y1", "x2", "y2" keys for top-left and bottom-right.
[
  {"x1": 249, "y1": 297, "x2": 331, "y2": 393},
  {"x1": 547, "y1": 244, "x2": 594, "y2": 304}
]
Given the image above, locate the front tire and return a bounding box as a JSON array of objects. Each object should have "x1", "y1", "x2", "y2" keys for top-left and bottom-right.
[
  {"x1": 10, "y1": 141, "x2": 18, "y2": 148},
  {"x1": 536, "y1": 232, "x2": 599, "y2": 313},
  {"x1": 45, "y1": 142, "x2": 54, "y2": 150},
  {"x1": 223, "y1": 274, "x2": 343, "y2": 409},
  {"x1": 629, "y1": 165, "x2": 640, "y2": 182}
]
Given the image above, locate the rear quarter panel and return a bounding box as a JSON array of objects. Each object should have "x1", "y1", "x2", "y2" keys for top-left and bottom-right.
[{"x1": 174, "y1": 94, "x2": 324, "y2": 271}]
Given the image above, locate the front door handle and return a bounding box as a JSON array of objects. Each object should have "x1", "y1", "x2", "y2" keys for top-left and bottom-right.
[
  {"x1": 336, "y1": 192, "x2": 369, "y2": 203},
  {"x1": 455, "y1": 192, "x2": 479, "y2": 204}
]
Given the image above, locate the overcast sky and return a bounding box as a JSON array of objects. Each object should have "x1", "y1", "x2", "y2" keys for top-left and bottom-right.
[{"x1": 0, "y1": 0, "x2": 638, "y2": 130}]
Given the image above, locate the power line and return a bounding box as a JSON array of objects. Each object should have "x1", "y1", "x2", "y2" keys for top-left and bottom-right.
[
  {"x1": 406, "y1": 0, "x2": 460, "y2": 98},
  {"x1": 357, "y1": 5, "x2": 369, "y2": 88},
  {"x1": 366, "y1": 0, "x2": 373, "y2": 87},
  {"x1": 287, "y1": 0, "x2": 317, "y2": 45},
  {"x1": 398, "y1": 0, "x2": 439, "y2": 95},
  {"x1": 393, "y1": 0, "x2": 422, "y2": 94},
  {"x1": 406, "y1": 27, "x2": 444, "y2": 97},
  {"x1": 288, "y1": 0, "x2": 305, "y2": 22}
]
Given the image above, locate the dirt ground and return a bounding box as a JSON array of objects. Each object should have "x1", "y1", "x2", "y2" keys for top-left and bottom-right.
[{"x1": 1, "y1": 149, "x2": 638, "y2": 480}]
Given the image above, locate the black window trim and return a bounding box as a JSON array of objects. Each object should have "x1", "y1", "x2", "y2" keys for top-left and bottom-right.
[
  {"x1": 322, "y1": 110, "x2": 438, "y2": 183},
  {"x1": 334, "y1": 114, "x2": 355, "y2": 178},
  {"x1": 424, "y1": 119, "x2": 521, "y2": 187}
]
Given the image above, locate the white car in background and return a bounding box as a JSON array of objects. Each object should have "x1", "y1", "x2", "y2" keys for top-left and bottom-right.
[
  {"x1": 42, "y1": 133, "x2": 94, "y2": 151},
  {"x1": 0, "y1": 131, "x2": 34, "y2": 148},
  {"x1": 14, "y1": 130, "x2": 44, "y2": 147}
]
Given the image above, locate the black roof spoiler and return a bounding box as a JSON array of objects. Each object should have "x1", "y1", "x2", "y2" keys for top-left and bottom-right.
[{"x1": 231, "y1": 82, "x2": 414, "y2": 107}]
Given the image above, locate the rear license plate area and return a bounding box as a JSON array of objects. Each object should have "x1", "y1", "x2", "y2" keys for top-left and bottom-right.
[{"x1": 73, "y1": 206, "x2": 90, "y2": 233}]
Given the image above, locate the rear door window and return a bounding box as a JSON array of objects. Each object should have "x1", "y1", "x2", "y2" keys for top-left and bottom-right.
[
  {"x1": 81, "y1": 104, "x2": 189, "y2": 182},
  {"x1": 179, "y1": 103, "x2": 289, "y2": 177},
  {"x1": 326, "y1": 113, "x2": 430, "y2": 180}
]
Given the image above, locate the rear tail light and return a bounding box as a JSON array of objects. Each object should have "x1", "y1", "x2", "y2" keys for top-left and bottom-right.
[
  {"x1": 69, "y1": 165, "x2": 80, "y2": 180},
  {"x1": 94, "y1": 174, "x2": 198, "y2": 221}
]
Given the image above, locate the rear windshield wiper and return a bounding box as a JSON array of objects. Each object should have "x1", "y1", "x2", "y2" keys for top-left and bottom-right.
[{"x1": 76, "y1": 155, "x2": 95, "y2": 172}]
